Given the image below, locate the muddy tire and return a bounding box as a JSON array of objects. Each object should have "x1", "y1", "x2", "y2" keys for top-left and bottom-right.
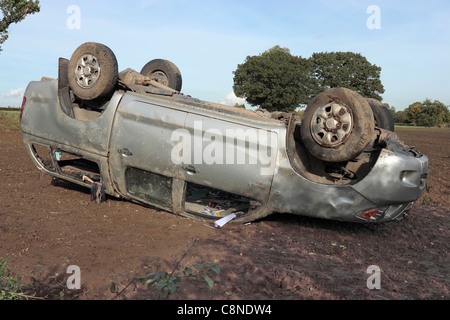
[
  {"x1": 301, "y1": 88, "x2": 374, "y2": 163},
  {"x1": 68, "y1": 42, "x2": 118, "y2": 101},
  {"x1": 366, "y1": 98, "x2": 395, "y2": 131},
  {"x1": 140, "y1": 59, "x2": 182, "y2": 92}
]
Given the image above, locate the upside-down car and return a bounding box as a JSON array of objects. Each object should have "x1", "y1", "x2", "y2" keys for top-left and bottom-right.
[{"x1": 20, "y1": 42, "x2": 429, "y2": 223}]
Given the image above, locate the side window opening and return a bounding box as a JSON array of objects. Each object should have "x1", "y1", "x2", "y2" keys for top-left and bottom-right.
[
  {"x1": 125, "y1": 167, "x2": 173, "y2": 209},
  {"x1": 31, "y1": 144, "x2": 55, "y2": 172},
  {"x1": 55, "y1": 150, "x2": 101, "y2": 183},
  {"x1": 184, "y1": 183, "x2": 259, "y2": 220}
]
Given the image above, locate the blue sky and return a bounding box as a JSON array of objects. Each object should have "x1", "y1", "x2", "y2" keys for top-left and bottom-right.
[{"x1": 0, "y1": 0, "x2": 449, "y2": 110}]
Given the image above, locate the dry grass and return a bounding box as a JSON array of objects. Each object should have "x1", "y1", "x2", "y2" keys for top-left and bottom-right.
[{"x1": 0, "y1": 111, "x2": 21, "y2": 132}]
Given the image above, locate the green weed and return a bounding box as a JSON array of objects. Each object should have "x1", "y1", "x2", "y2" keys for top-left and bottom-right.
[
  {"x1": 136, "y1": 260, "x2": 220, "y2": 299},
  {"x1": 110, "y1": 238, "x2": 221, "y2": 299},
  {"x1": 0, "y1": 257, "x2": 35, "y2": 300}
]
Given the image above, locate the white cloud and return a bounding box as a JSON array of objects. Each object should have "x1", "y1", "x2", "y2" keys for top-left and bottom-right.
[
  {"x1": 220, "y1": 91, "x2": 246, "y2": 107},
  {"x1": 0, "y1": 88, "x2": 26, "y2": 107},
  {"x1": 2, "y1": 88, "x2": 25, "y2": 98}
]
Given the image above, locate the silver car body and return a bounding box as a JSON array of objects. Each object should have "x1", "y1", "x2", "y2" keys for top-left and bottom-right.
[{"x1": 20, "y1": 60, "x2": 429, "y2": 224}]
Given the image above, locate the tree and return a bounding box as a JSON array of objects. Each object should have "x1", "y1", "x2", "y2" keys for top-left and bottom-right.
[
  {"x1": 309, "y1": 52, "x2": 385, "y2": 100},
  {"x1": 405, "y1": 101, "x2": 424, "y2": 124},
  {"x1": 422, "y1": 99, "x2": 450, "y2": 125},
  {"x1": 0, "y1": 0, "x2": 40, "y2": 52},
  {"x1": 393, "y1": 110, "x2": 408, "y2": 124},
  {"x1": 404, "y1": 99, "x2": 450, "y2": 126},
  {"x1": 416, "y1": 113, "x2": 434, "y2": 127},
  {"x1": 233, "y1": 46, "x2": 313, "y2": 112},
  {"x1": 233, "y1": 47, "x2": 385, "y2": 112}
]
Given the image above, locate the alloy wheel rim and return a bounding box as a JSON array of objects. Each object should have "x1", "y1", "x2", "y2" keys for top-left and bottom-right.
[
  {"x1": 310, "y1": 102, "x2": 353, "y2": 148},
  {"x1": 74, "y1": 54, "x2": 101, "y2": 88}
]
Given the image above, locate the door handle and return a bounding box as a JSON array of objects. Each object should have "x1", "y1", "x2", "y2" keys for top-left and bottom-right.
[
  {"x1": 182, "y1": 165, "x2": 198, "y2": 175},
  {"x1": 118, "y1": 148, "x2": 133, "y2": 157}
]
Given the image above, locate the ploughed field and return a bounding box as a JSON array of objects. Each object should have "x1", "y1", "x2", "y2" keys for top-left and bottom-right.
[{"x1": 0, "y1": 127, "x2": 448, "y2": 300}]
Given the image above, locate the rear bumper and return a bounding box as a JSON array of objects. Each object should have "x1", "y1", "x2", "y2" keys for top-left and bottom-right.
[
  {"x1": 352, "y1": 149, "x2": 429, "y2": 208},
  {"x1": 271, "y1": 145, "x2": 429, "y2": 223}
]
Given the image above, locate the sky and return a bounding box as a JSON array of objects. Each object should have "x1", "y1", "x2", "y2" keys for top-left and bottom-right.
[{"x1": 0, "y1": 0, "x2": 449, "y2": 111}]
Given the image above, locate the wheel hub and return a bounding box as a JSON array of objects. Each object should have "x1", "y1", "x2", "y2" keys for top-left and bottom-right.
[
  {"x1": 310, "y1": 102, "x2": 353, "y2": 148},
  {"x1": 83, "y1": 66, "x2": 93, "y2": 75},
  {"x1": 325, "y1": 118, "x2": 337, "y2": 130},
  {"x1": 74, "y1": 54, "x2": 101, "y2": 88},
  {"x1": 150, "y1": 70, "x2": 169, "y2": 86}
]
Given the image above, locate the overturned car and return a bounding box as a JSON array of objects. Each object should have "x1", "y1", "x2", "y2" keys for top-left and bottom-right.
[{"x1": 20, "y1": 42, "x2": 429, "y2": 224}]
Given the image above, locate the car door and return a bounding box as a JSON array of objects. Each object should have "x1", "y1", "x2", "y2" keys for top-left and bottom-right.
[
  {"x1": 180, "y1": 113, "x2": 278, "y2": 203},
  {"x1": 108, "y1": 93, "x2": 188, "y2": 211}
]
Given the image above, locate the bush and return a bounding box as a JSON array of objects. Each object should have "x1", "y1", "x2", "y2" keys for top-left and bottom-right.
[{"x1": 403, "y1": 99, "x2": 450, "y2": 127}]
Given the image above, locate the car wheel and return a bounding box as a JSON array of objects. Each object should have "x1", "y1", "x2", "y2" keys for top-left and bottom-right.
[
  {"x1": 68, "y1": 42, "x2": 118, "y2": 101},
  {"x1": 301, "y1": 88, "x2": 374, "y2": 163},
  {"x1": 140, "y1": 59, "x2": 182, "y2": 92},
  {"x1": 366, "y1": 98, "x2": 395, "y2": 131}
]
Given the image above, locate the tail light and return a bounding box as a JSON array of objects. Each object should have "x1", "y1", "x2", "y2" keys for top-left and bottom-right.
[
  {"x1": 360, "y1": 208, "x2": 379, "y2": 220},
  {"x1": 357, "y1": 203, "x2": 414, "y2": 222},
  {"x1": 20, "y1": 96, "x2": 26, "y2": 121}
]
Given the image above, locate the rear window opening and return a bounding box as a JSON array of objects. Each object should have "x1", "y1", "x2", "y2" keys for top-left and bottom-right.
[
  {"x1": 55, "y1": 150, "x2": 101, "y2": 183},
  {"x1": 184, "y1": 183, "x2": 259, "y2": 220},
  {"x1": 31, "y1": 144, "x2": 55, "y2": 172}
]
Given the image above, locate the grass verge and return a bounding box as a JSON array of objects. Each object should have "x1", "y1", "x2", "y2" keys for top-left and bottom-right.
[{"x1": 0, "y1": 111, "x2": 21, "y2": 132}]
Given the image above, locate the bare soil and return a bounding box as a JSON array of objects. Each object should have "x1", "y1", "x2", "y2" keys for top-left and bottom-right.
[{"x1": 0, "y1": 128, "x2": 448, "y2": 300}]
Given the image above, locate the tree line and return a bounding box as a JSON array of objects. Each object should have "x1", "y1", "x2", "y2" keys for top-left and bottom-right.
[
  {"x1": 387, "y1": 100, "x2": 450, "y2": 127},
  {"x1": 233, "y1": 46, "x2": 449, "y2": 127}
]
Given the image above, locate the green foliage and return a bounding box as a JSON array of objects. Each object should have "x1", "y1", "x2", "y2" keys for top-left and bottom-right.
[
  {"x1": 309, "y1": 52, "x2": 384, "y2": 100},
  {"x1": 111, "y1": 260, "x2": 220, "y2": 299},
  {"x1": 138, "y1": 271, "x2": 181, "y2": 299},
  {"x1": 0, "y1": 0, "x2": 40, "y2": 52},
  {"x1": 190, "y1": 260, "x2": 221, "y2": 290},
  {"x1": 0, "y1": 257, "x2": 33, "y2": 300},
  {"x1": 233, "y1": 46, "x2": 449, "y2": 125},
  {"x1": 403, "y1": 99, "x2": 450, "y2": 126},
  {"x1": 233, "y1": 46, "x2": 313, "y2": 112},
  {"x1": 393, "y1": 110, "x2": 408, "y2": 124},
  {"x1": 404, "y1": 101, "x2": 424, "y2": 124},
  {"x1": 233, "y1": 46, "x2": 385, "y2": 112}
]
